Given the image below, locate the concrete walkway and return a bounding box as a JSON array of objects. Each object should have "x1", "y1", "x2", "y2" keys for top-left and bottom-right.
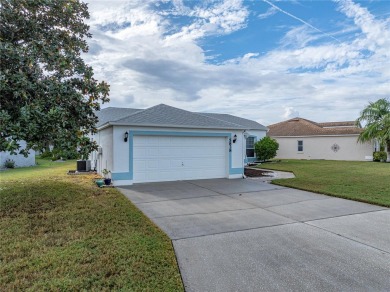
[{"x1": 118, "y1": 179, "x2": 390, "y2": 292}]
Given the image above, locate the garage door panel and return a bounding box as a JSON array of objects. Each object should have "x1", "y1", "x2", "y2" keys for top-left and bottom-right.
[
  {"x1": 133, "y1": 160, "x2": 146, "y2": 171},
  {"x1": 183, "y1": 157, "x2": 225, "y2": 168},
  {"x1": 134, "y1": 136, "x2": 154, "y2": 146},
  {"x1": 182, "y1": 168, "x2": 225, "y2": 180},
  {"x1": 147, "y1": 160, "x2": 158, "y2": 169},
  {"x1": 157, "y1": 147, "x2": 175, "y2": 157},
  {"x1": 135, "y1": 170, "x2": 182, "y2": 182},
  {"x1": 158, "y1": 137, "x2": 173, "y2": 146},
  {"x1": 133, "y1": 135, "x2": 228, "y2": 183},
  {"x1": 169, "y1": 159, "x2": 183, "y2": 168},
  {"x1": 134, "y1": 148, "x2": 155, "y2": 158},
  {"x1": 133, "y1": 147, "x2": 147, "y2": 157},
  {"x1": 158, "y1": 160, "x2": 171, "y2": 169}
]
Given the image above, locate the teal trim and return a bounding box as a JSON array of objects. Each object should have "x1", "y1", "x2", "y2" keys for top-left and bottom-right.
[
  {"x1": 112, "y1": 130, "x2": 241, "y2": 181},
  {"x1": 230, "y1": 167, "x2": 244, "y2": 175},
  {"x1": 111, "y1": 172, "x2": 130, "y2": 180}
]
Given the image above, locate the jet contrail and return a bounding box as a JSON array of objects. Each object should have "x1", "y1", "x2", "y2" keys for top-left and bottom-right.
[{"x1": 262, "y1": 0, "x2": 342, "y2": 43}]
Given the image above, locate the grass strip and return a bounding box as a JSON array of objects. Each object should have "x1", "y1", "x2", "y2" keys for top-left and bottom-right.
[
  {"x1": 259, "y1": 160, "x2": 390, "y2": 207},
  {"x1": 0, "y1": 159, "x2": 183, "y2": 291}
]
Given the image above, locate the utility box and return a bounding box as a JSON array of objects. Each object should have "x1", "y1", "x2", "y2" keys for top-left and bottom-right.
[{"x1": 77, "y1": 160, "x2": 91, "y2": 172}]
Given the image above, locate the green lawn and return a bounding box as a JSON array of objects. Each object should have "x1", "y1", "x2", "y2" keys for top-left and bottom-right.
[
  {"x1": 259, "y1": 160, "x2": 390, "y2": 207},
  {"x1": 0, "y1": 159, "x2": 183, "y2": 291}
]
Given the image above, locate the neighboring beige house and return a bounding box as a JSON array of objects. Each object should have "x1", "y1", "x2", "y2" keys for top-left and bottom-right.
[{"x1": 267, "y1": 118, "x2": 375, "y2": 161}]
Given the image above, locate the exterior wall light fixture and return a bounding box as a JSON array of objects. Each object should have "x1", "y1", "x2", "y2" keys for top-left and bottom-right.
[
  {"x1": 124, "y1": 131, "x2": 129, "y2": 142},
  {"x1": 233, "y1": 134, "x2": 237, "y2": 143}
]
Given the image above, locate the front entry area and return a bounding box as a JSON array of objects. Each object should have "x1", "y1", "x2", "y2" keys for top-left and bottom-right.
[{"x1": 132, "y1": 135, "x2": 228, "y2": 183}]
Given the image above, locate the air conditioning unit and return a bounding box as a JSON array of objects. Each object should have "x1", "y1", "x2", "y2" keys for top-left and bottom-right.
[{"x1": 77, "y1": 160, "x2": 91, "y2": 172}]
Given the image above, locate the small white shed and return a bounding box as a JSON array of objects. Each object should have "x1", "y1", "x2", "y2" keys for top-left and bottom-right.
[{"x1": 0, "y1": 141, "x2": 36, "y2": 168}]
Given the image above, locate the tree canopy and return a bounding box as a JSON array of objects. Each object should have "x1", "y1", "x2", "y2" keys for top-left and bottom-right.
[
  {"x1": 254, "y1": 136, "x2": 279, "y2": 162},
  {"x1": 0, "y1": 0, "x2": 109, "y2": 157},
  {"x1": 356, "y1": 98, "x2": 390, "y2": 161}
]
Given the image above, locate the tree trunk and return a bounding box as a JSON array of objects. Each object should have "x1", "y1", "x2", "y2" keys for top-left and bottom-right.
[{"x1": 387, "y1": 141, "x2": 390, "y2": 162}]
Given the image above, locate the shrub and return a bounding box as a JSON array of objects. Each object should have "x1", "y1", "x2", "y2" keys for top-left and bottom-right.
[
  {"x1": 60, "y1": 149, "x2": 80, "y2": 160},
  {"x1": 4, "y1": 159, "x2": 15, "y2": 168},
  {"x1": 48, "y1": 148, "x2": 80, "y2": 161},
  {"x1": 254, "y1": 136, "x2": 279, "y2": 162},
  {"x1": 373, "y1": 151, "x2": 387, "y2": 162},
  {"x1": 40, "y1": 150, "x2": 53, "y2": 159}
]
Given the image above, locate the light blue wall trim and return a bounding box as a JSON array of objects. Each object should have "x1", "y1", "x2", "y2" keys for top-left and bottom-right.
[
  {"x1": 230, "y1": 167, "x2": 244, "y2": 175},
  {"x1": 112, "y1": 130, "x2": 242, "y2": 181},
  {"x1": 111, "y1": 172, "x2": 130, "y2": 180}
]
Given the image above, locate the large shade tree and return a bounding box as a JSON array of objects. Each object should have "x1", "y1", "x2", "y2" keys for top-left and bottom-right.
[
  {"x1": 356, "y1": 98, "x2": 390, "y2": 162},
  {"x1": 0, "y1": 0, "x2": 109, "y2": 157}
]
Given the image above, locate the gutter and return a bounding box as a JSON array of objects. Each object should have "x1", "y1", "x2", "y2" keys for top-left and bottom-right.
[{"x1": 97, "y1": 122, "x2": 250, "y2": 131}]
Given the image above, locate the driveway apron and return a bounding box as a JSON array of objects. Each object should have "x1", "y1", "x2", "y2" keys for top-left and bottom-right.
[{"x1": 118, "y1": 179, "x2": 390, "y2": 291}]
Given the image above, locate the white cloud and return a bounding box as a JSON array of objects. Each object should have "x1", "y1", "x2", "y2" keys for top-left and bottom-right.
[
  {"x1": 262, "y1": 0, "x2": 342, "y2": 43},
  {"x1": 258, "y1": 7, "x2": 277, "y2": 19},
  {"x1": 83, "y1": 0, "x2": 390, "y2": 125},
  {"x1": 280, "y1": 25, "x2": 322, "y2": 48},
  {"x1": 283, "y1": 107, "x2": 300, "y2": 119},
  {"x1": 168, "y1": 0, "x2": 249, "y2": 40}
]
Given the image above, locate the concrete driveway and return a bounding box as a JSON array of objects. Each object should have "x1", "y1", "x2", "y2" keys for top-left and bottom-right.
[{"x1": 118, "y1": 179, "x2": 390, "y2": 291}]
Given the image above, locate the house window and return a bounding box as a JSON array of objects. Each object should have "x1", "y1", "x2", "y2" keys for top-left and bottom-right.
[
  {"x1": 297, "y1": 140, "x2": 303, "y2": 152},
  {"x1": 246, "y1": 136, "x2": 255, "y2": 157}
]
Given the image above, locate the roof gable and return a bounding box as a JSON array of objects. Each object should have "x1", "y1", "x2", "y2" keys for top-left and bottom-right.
[{"x1": 268, "y1": 118, "x2": 363, "y2": 136}]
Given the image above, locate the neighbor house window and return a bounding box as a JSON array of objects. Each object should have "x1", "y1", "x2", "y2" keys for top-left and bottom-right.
[
  {"x1": 246, "y1": 136, "x2": 255, "y2": 157},
  {"x1": 297, "y1": 140, "x2": 303, "y2": 152}
]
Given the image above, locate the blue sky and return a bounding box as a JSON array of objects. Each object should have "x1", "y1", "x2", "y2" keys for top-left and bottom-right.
[{"x1": 85, "y1": 0, "x2": 390, "y2": 125}]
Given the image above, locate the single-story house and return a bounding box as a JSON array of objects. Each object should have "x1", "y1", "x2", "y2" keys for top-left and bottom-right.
[
  {"x1": 91, "y1": 104, "x2": 267, "y2": 186},
  {"x1": 267, "y1": 118, "x2": 375, "y2": 161},
  {"x1": 0, "y1": 140, "x2": 36, "y2": 168}
]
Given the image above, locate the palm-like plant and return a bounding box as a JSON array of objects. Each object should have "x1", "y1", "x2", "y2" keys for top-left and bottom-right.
[{"x1": 356, "y1": 98, "x2": 390, "y2": 162}]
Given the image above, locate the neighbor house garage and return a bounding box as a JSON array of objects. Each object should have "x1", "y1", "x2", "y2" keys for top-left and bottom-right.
[{"x1": 91, "y1": 104, "x2": 267, "y2": 185}]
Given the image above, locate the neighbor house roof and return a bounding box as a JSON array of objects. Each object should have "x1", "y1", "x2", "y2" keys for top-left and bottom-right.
[
  {"x1": 96, "y1": 104, "x2": 267, "y2": 130},
  {"x1": 317, "y1": 121, "x2": 356, "y2": 128},
  {"x1": 267, "y1": 118, "x2": 363, "y2": 136}
]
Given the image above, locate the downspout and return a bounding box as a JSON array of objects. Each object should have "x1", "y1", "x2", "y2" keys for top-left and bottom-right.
[{"x1": 242, "y1": 130, "x2": 247, "y2": 179}]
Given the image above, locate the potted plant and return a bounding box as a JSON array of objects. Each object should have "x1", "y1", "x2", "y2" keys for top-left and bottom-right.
[
  {"x1": 95, "y1": 179, "x2": 104, "y2": 188},
  {"x1": 102, "y1": 169, "x2": 111, "y2": 185}
]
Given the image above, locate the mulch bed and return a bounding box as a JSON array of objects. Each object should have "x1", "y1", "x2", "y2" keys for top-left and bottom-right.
[
  {"x1": 244, "y1": 168, "x2": 273, "y2": 177},
  {"x1": 67, "y1": 170, "x2": 97, "y2": 175}
]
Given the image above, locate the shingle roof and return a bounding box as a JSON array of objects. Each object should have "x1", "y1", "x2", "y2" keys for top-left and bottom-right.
[
  {"x1": 317, "y1": 121, "x2": 356, "y2": 127},
  {"x1": 199, "y1": 113, "x2": 267, "y2": 130},
  {"x1": 95, "y1": 107, "x2": 142, "y2": 127},
  {"x1": 267, "y1": 118, "x2": 363, "y2": 136},
  {"x1": 95, "y1": 104, "x2": 266, "y2": 130}
]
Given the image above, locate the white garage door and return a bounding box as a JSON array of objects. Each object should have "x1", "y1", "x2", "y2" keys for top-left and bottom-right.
[{"x1": 133, "y1": 135, "x2": 227, "y2": 183}]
